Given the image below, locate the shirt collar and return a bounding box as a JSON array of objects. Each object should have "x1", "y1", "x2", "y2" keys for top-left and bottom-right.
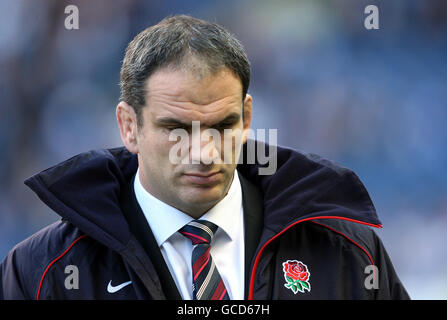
[
  {"x1": 200, "y1": 171, "x2": 242, "y2": 242},
  {"x1": 134, "y1": 169, "x2": 192, "y2": 246},
  {"x1": 133, "y1": 169, "x2": 242, "y2": 247}
]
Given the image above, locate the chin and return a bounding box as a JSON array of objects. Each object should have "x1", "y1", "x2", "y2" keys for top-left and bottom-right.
[{"x1": 180, "y1": 185, "x2": 225, "y2": 208}]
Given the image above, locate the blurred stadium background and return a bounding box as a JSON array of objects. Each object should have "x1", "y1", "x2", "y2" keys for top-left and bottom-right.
[{"x1": 1, "y1": 0, "x2": 446, "y2": 299}]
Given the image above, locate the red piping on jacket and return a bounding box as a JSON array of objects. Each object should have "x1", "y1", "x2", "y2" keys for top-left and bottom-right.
[
  {"x1": 36, "y1": 234, "x2": 87, "y2": 300},
  {"x1": 309, "y1": 221, "x2": 378, "y2": 286},
  {"x1": 247, "y1": 216, "x2": 382, "y2": 300},
  {"x1": 310, "y1": 221, "x2": 375, "y2": 266}
]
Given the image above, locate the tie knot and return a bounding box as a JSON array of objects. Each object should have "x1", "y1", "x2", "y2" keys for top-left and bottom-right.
[{"x1": 179, "y1": 220, "x2": 218, "y2": 245}]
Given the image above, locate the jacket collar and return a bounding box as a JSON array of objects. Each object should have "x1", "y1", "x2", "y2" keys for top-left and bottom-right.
[
  {"x1": 24, "y1": 147, "x2": 136, "y2": 252},
  {"x1": 237, "y1": 141, "x2": 382, "y2": 233},
  {"x1": 24, "y1": 141, "x2": 381, "y2": 251}
]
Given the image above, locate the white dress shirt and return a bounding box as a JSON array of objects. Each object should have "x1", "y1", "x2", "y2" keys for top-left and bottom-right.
[{"x1": 133, "y1": 169, "x2": 245, "y2": 300}]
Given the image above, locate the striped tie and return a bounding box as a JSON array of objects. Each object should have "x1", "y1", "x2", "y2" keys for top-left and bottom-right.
[{"x1": 179, "y1": 220, "x2": 230, "y2": 300}]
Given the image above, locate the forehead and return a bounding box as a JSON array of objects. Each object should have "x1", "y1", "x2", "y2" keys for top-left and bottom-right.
[{"x1": 144, "y1": 66, "x2": 243, "y2": 124}]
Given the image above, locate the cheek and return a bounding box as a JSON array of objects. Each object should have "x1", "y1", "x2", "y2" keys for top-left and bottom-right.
[
  {"x1": 138, "y1": 127, "x2": 171, "y2": 151},
  {"x1": 138, "y1": 130, "x2": 175, "y2": 168},
  {"x1": 222, "y1": 128, "x2": 244, "y2": 162}
]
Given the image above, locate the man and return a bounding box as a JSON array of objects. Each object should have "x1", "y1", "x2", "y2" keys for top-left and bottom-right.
[{"x1": 0, "y1": 15, "x2": 409, "y2": 300}]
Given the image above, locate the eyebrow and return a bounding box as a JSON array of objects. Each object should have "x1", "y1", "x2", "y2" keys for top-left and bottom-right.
[{"x1": 155, "y1": 112, "x2": 241, "y2": 128}]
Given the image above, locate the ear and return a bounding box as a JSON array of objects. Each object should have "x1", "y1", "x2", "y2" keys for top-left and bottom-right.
[
  {"x1": 116, "y1": 101, "x2": 139, "y2": 154},
  {"x1": 242, "y1": 93, "x2": 253, "y2": 144}
]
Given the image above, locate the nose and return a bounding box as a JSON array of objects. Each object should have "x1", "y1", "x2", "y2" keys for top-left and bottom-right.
[{"x1": 189, "y1": 124, "x2": 221, "y2": 165}]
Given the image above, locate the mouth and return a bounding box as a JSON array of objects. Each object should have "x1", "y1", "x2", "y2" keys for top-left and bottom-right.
[{"x1": 182, "y1": 171, "x2": 222, "y2": 185}]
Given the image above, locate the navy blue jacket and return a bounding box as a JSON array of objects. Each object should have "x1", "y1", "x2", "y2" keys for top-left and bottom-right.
[{"x1": 0, "y1": 143, "x2": 409, "y2": 299}]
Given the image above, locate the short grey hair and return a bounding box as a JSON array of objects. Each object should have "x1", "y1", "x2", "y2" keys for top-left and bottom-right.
[{"x1": 120, "y1": 15, "x2": 251, "y2": 127}]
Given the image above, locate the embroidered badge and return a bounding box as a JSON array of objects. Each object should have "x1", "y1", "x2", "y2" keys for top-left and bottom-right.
[{"x1": 282, "y1": 260, "x2": 311, "y2": 294}]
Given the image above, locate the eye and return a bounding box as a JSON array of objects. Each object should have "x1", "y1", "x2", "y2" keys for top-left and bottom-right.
[
  {"x1": 214, "y1": 121, "x2": 236, "y2": 130},
  {"x1": 165, "y1": 125, "x2": 188, "y2": 131}
]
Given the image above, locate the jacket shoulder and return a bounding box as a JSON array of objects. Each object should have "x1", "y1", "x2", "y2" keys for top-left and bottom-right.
[
  {"x1": 1, "y1": 220, "x2": 86, "y2": 299},
  {"x1": 308, "y1": 218, "x2": 410, "y2": 299},
  {"x1": 310, "y1": 218, "x2": 378, "y2": 263}
]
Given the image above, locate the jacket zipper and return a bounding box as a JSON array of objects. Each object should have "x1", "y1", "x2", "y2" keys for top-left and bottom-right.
[{"x1": 247, "y1": 215, "x2": 382, "y2": 300}]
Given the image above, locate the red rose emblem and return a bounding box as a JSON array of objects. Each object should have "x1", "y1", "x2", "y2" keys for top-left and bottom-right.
[
  {"x1": 283, "y1": 261, "x2": 309, "y2": 281},
  {"x1": 282, "y1": 260, "x2": 311, "y2": 294}
]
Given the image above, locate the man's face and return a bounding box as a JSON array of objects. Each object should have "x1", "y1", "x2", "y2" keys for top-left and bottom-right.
[{"x1": 121, "y1": 67, "x2": 252, "y2": 217}]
